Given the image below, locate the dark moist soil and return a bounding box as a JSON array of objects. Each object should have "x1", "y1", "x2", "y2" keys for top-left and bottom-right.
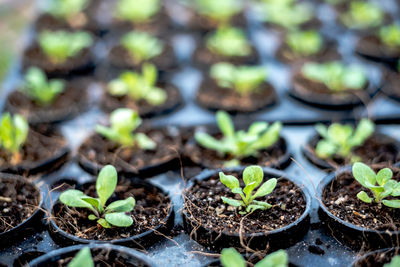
[
  {"x1": 276, "y1": 41, "x2": 340, "y2": 63},
  {"x1": 100, "y1": 84, "x2": 182, "y2": 118},
  {"x1": 184, "y1": 174, "x2": 306, "y2": 235},
  {"x1": 354, "y1": 249, "x2": 400, "y2": 267},
  {"x1": 185, "y1": 135, "x2": 288, "y2": 169},
  {"x1": 0, "y1": 177, "x2": 40, "y2": 233},
  {"x1": 356, "y1": 35, "x2": 400, "y2": 59},
  {"x1": 78, "y1": 129, "x2": 180, "y2": 174},
  {"x1": 6, "y1": 79, "x2": 89, "y2": 124},
  {"x1": 322, "y1": 169, "x2": 400, "y2": 231},
  {"x1": 382, "y1": 70, "x2": 400, "y2": 101},
  {"x1": 196, "y1": 79, "x2": 277, "y2": 113},
  {"x1": 186, "y1": 11, "x2": 247, "y2": 32},
  {"x1": 53, "y1": 178, "x2": 171, "y2": 240}
]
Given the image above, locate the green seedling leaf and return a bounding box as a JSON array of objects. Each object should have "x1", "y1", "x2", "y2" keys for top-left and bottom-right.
[
  {"x1": 96, "y1": 165, "x2": 118, "y2": 207},
  {"x1": 243, "y1": 165, "x2": 264, "y2": 195},
  {"x1": 382, "y1": 199, "x2": 400, "y2": 208},
  {"x1": 219, "y1": 172, "x2": 240, "y2": 190},
  {"x1": 221, "y1": 197, "x2": 242, "y2": 207},
  {"x1": 80, "y1": 197, "x2": 103, "y2": 213},
  {"x1": 357, "y1": 191, "x2": 372, "y2": 203},
  {"x1": 106, "y1": 197, "x2": 136, "y2": 213},
  {"x1": 135, "y1": 133, "x2": 156, "y2": 150},
  {"x1": 196, "y1": 0, "x2": 243, "y2": 24},
  {"x1": 220, "y1": 248, "x2": 246, "y2": 267},
  {"x1": 206, "y1": 27, "x2": 251, "y2": 57},
  {"x1": 376, "y1": 168, "x2": 393, "y2": 186},
  {"x1": 68, "y1": 247, "x2": 94, "y2": 267},
  {"x1": 253, "y1": 178, "x2": 277, "y2": 198},
  {"x1": 59, "y1": 190, "x2": 95, "y2": 212},
  {"x1": 353, "y1": 162, "x2": 376, "y2": 188},
  {"x1": 47, "y1": 0, "x2": 89, "y2": 20},
  {"x1": 254, "y1": 249, "x2": 289, "y2": 267},
  {"x1": 97, "y1": 218, "x2": 112, "y2": 228},
  {"x1": 88, "y1": 214, "x2": 97, "y2": 220},
  {"x1": 384, "y1": 255, "x2": 400, "y2": 267},
  {"x1": 286, "y1": 30, "x2": 323, "y2": 56},
  {"x1": 105, "y1": 212, "x2": 133, "y2": 227},
  {"x1": 340, "y1": 1, "x2": 384, "y2": 30},
  {"x1": 0, "y1": 113, "x2": 29, "y2": 158},
  {"x1": 115, "y1": 0, "x2": 161, "y2": 23},
  {"x1": 121, "y1": 31, "x2": 164, "y2": 64},
  {"x1": 217, "y1": 111, "x2": 235, "y2": 138}
]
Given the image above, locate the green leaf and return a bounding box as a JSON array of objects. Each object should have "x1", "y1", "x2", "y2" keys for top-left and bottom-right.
[
  {"x1": 80, "y1": 197, "x2": 103, "y2": 212},
  {"x1": 216, "y1": 111, "x2": 235, "y2": 138},
  {"x1": 220, "y1": 248, "x2": 246, "y2": 267},
  {"x1": 376, "y1": 168, "x2": 393, "y2": 186},
  {"x1": 248, "y1": 122, "x2": 269, "y2": 136},
  {"x1": 253, "y1": 178, "x2": 277, "y2": 199},
  {"x1": 391, "y1": 183, "x2": 400, "y2": 197},
  {"x1": 97, "y1": 218, "x2": 112, "y2": 228},
  {"x1": 254, "y1": 250, "x2": 289, "y2": 267},
  {"x1": 59, "y1": 190, "x2": 95, "y2": 212},
  {"x1": 219, "y1": 172, "x2": 240, "y2": 190},
  {"x1": 135, "y1": 133, "x2": 156, "y2": 150},
  {"x1": 88, "y1": 214, "x2": 97, "y2": 220},
  {"x1": 384, "y1": 255, "x2": 400, "y2": 267},
  {"x1": 351, "y1": 118, "x2": 374, "y2": 147},
  {"x1": 106, "y1": 197, "x2": 136, "y2": 213},
  {"x1": 243, "y1": 166, "x2": 264, "y2": 197},
  {"x1": 221, "y1": 196, "x2": 242, "y2": 207},
  {"x1": 357, "y1": 191, "x2": 372, "y2": 203},
  {"x1": 352, "y1": 162, "x2": 376, "y2": 188},
  {"x1": 105, "y1": 212, "x2": 134, "y2": 227},
  {"x1": 195, "y1": 132, "x2": 227, "y2": 154},
  {"x1": 96, "y1": 165, "x2": 118, "y2": 207},
  {"x1": 382, "y1": 199, "x2": 400, "y2": 208},
  {"x1": 315, "y1": 124, "x2": 328, "y2": 139},
  {"x1": 68, "y1": 247, "x2": 94, "y2": 267},
  {"x1": 315, "y1": 140, "x2": 337, "y2": 159}
]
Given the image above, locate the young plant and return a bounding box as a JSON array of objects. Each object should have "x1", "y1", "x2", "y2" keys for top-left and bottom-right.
[
  {"x1": 220, "y1": 247, "x2": 288, "y2": 267},
  {"x1": 206, "y1": 27, "x2": 252, "y2": 57},
  {"x1": 220, "y1": 165, "x2": 277, "y2": 214},
  {"x1": 195, "y1": 111, "x2": 282, "y2": 166},
  {"x1": 261, "y1": 2, "x2": 313, "y2": 30},
  {"x1": 120, "y1": 31, "x2": 164, "y2": 64},
  {"x1": 353, "y1": 162, "x2": 400, "y2": 208},
  {"x1": 286, "y1": 30, "x2": 323, "y2": 56},
  {"x1": 302, "y1": 61, "x2": 367, "y2": 91},
  {"x1": 68, "y1": 247, "x2": 94, "y2": 267},
  {"x1": 384, "y1": 255, "x2": 400, "y2": 267},
  {"x1": 96, "y1": 108, "x2": 156, "y2": 149},
  {"x1": 210, "y1": 62, "x2": 266, "y2": 95},
  {"x1": 46, "y1": 0, "x2": 89, "y2": 20},
  {"x1": 107, "y1": 64, "x2": 167, "y2": 106},
  {"x1": 315, "y1": 118, "x2": 374, "y2": 162},
  {"x1": 379, "y1": 24, "x2": 400, "y2": 48},
  {"x1": 195, "y1": 0, "x2": 243, "y2": 25},
  {"x1": 0, "y1": 113, "x2": 29, "y2": 165},
  {"x1": 115, "y1": 0, "x2": 161, "y2": 24},
  {"x1": 60, "y1": 165, "x2": 136, "y2": 228},
  {"x1": 38, "y1": 30, "x2": 93, "y2": 64},
  {"x1": 20, "y1": 67, "x2": 65, "y2": 106},
  {"x1": 341, "y1": 1, "x2": 384, "y2": 30}
]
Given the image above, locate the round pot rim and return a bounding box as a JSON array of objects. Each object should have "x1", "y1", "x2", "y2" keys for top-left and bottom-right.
[
  {"x1": 28, "y1": 243, "x2": 157, "y2": 266},
  {"x1": 183, "y1": 166, "x2": 312, "y2": 238},
  {"x1": 349, "y1": 247, "x2": 400, "y2": 267}
]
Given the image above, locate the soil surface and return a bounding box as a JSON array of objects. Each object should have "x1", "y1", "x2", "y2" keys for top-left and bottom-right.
[
  {"x1": 276, "y1": 41, "x2": 340, "y2": 63},
  {"x1": 186, "y1": 11, "x2": 247, "y2": 32},
  {"x1": 354, "y1": 249, "x2": 400, "y2": 267},
  {"x1": 322, "y1": 170, "x2": 400, "y2": 231},
  {"x1": 184, "y1": 173, "x2": 306, "y2": 235},
  {"x1": 356, "y1": 35, "x2": 400, "y2": 59},
  {"x1": 196, "y1": 79, "x2": 276, "y2": 113},
  {"x1": 53, "y1": 178, "x2": 171, "y2": 241},
  {"x1": 0, "y1": 177, "x2": 40, "y2": 233}
]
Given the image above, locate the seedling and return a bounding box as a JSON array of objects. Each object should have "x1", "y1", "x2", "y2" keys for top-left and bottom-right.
[
  {"x1": 46, "y1": 0, "x2": 89, "y2": 20},
  {"x1": 323, "y1": 0, "x2": 345, "y2": 4},
  {"x1": 261, "y1": 2, "x2": 313, "y2": 30},
  {"x1": 379, "y1": 24, "x2": 400, "y2": 48},
  {"x1": 20, "y1": 67, "x2": 65, "y2": 106},
  {"x1": 195, "y1": 0, "x2": 243, "y2": 25},
  {"x1": 60, "y1": 165, "x2": 136, "y2": 228},
  {"x1": 120, "y1": 31, "x2": 164, "y2": 64},
  {"x1": 0, "y1": 113, "x2": 29, "y2": 165},
  {"x1": 315, "y1": 118, "x2": 374, "y2": 162},
  {"x1": 353, "y1": 162, "x2": 400, "y2": 208},
  {"x1": 220, "y1": 247, "x2": 288, "y2": 267},
  {"x1": 68, "y1": 247, "x2": 94, "y2": 267},
  {"x1": 286, "y1": 30, "x2": 323, "y2": 56},
  {"x1": 341, "y1": 1, "x2": 383, "y2": 30},
  {"x1": 195, "y1": 111, "x2": 282, "y2": 166},
  {"x1": 302, "y1": 61, "x2": 367, "y2": 91},
  {"x1": 96, "y1": 108, "x2": 156, "y2": 149},
  {"x1": 210, "y1": 62, "x2": 266, "y2": 95},
  {"x1": 115, "y1": 0, "x2": 160, "y2": 24},
  {"x1": 38, "y1": 30, "x2": 93, "y2": 64},
  {"x1": 206, "y1": 27, "x2": 252, "y2": 57},
  {"x1": 107, "y1": 64, "x2": 167, "y2": 106},
  {"x1": 384, "y1": 255, "x2": 400, "y2": 267},
  {"x1": 220, "y1": 165, "x2": 277, "y2": 214}
]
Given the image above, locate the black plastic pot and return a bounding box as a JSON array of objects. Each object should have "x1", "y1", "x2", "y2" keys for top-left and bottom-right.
[
  {"x1": 318, "y1": 167, "x2": 400, "y2": 250},
  {"x1": 48, "y1": 178, "x2": 174, "y2": 249},
  {"x1": 350, "y1": 247, "x2": 400, "y2": 267},
  {"x1": 28, "y1": 244, "x2": 157, "y2": 266},
  {"x1": 182, "y1": 167, "x2": 311, "y2": 252},
  {"x1": 381, "y1": 70, "x2": 400, "y2": 103},
  {"x1": 0, "y1": 174, "x2": 44, "y2": 248}
]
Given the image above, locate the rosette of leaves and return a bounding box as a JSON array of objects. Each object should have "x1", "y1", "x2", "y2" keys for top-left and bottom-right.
[
  {"x1": 20, "y1": 67, "x2": 65, "y2": 106},
  {"x1": 301, "y1": 61, "x2": 367, "y2": 91},
  {"x1": 353, "y1": 162, "x2": 400, "y2": 208},
  {"x1": 45, "y1": 0, "x2": 89, "y2": 20},
  {"x1": 340, "y1": 1, "x2": 384, "y2": 30},
  {"x1": 60, "y1": 165, "x2": 136, "y2": 228},
  {"x1": 195, "y1": 0, "x2": 243, "y2": 25},
  {"x1": 219, "y1": 165, "x2": 277, "y2": 214},
  {"x1": 220, "y1": 247, "x2": 288, "y2": 267},
  {"x1": 38, "y1": 30, "x2": 93, "y2": 64},
  {"x1": 379, "y1": 24, "x2": 400, "y2": 48},
  {"x1": 210, "y1": 62, "x2": 266, "y2": 95},
  {"x1": 107, "y1": 64, "x2": 167, "y2": 106},
  {"x1": 68, "y1": 247, "x2": 94, "y2": 267},
  {"x1": 96, "y1": 108, "x2": 156, "y2": 149},
  {"x1": 286, "y1": 30, "x2": 323, "y2": 56},
  {"x1": 115, "y1": 0, "x2": 161, "y2": 24},
  {"x1": 120, "y1": 31, "x2": 164, "y2": 64},
  {"x1": 206, "y1": 27, "x2": 252, "y2": 57},
  {"x1": 315, "y1": 118, "x2": 375, "y2": 162},
  {"x1": 195, "y1": 111, "x2": 282, "y2": 166}
]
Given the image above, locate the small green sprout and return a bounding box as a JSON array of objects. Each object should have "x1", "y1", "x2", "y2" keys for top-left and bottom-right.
[
  {"x1": 0, "y1": 113, "x2": 29, "y2": 165},
  {"x1": 195, "y1": 0, "x2": 243, "y2": 25},
  {"x1": 341, "y1": 1, "x2": 384, "y2": 30},
  {"x1": 220, "y1": 165, "x2": 277, "y2": 214},
  {"x1": 68, "y1": 247, "x2": 94, "y2": 267},
  {"x1": 46, "y1": 0, "x2": 89, "y2": 20},
  {"x1": 38, "y1": 30, "x2": 93, "y2": 64},
  {"x1": 302, "y1": 61, "x2": 367, "y2": 91},
  {"x1": 353, "y1": 162, "x2": 400, "y2": 208},
  {"x1": 315, "y1": 118, "x2": 375, "y2": 162},
  {"x1": 286, "y1": 30, "x2": 323, "y2": 56},
  {"x1": 220, "y1": 247, "x2": 288, "y2": 267},
  {"x1": 20, "y1": 67, "x2": 65, "y2": 106},
  {"x1": 195, "y1": 111, "x2": 282, "y2": 166},
  {"x1": 96, "y1": 108, "x2": 156, "y2": 149},
  {"x1": 379, "y1": 24, "x2": 400, "y2": 48},
  {"x1": 107, "y1": 64, "x2": 167, "y2": 106},
  {"x1": 384, "y1": 255, "x2": 400, "y2": 267},
  {"x1": 115, "y1": 0, "x2": 161, "y2": 24},
  {"x1": 60, "y1": 165, "x2": 136, "y2": 228},
  {"x1": 210, "y1": 62, "x2": 266, "y2": 95},
  {"x1": 120, "y1": 31, "x2": 164, "y2": 64},
  {"x1": 206, "y1": 27, "x2": 252, "y2": 57},
  {"x1": 261, "y1": 2, "x2": 313, "y2": 30}
]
